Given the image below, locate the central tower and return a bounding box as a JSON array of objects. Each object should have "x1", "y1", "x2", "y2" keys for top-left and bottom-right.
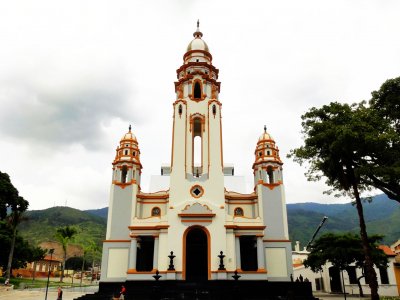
[{"x1": 170, "y1": 21, "x2": 223, "y2": 191}]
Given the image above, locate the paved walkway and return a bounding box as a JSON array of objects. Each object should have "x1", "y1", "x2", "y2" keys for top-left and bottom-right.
[
  {"x1": 314, "y1": 292, "x2": 369, "y2": 300},
  {"x1": 0, "y1": 288, "x2": 94, "y2": 300}
]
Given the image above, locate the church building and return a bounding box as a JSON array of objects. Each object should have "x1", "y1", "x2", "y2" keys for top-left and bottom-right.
[{"x1": 100, "y1": 23, "x2": 293, "y2": 283}]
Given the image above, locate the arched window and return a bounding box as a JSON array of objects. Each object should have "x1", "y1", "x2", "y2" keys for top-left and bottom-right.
[
  {"x1": 151, "y1": 207, "x2": 161, "y2": 217},
  {"x1": 192, "y1": 117, "x2": 202, "y2": 175},
  {"x1": 194, "y1": 82, "x2": 202, "y2": 99},
  {"x1": 121, "y1": 166, "x2": 128, "y2": 183},
  {"x1": 234, "y1": 207, "x2": 244, "y2": 216},
  {"x1": 124, "y1": 149, "x2": 129, "y2": 155},
  {"x1": 212, "y1": 105, "x2": 216, "y2": 117},
  {"x1": 267, "y1": 166, "x2": 274, "y2": 184},
  {"x1": 178, "y1": 104, "x2": 182, "y2": 116}
]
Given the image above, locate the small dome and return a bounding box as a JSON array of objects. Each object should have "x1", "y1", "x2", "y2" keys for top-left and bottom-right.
[
  {"x1": 186, "y1": 20, "x2": 210, "y2": 53},
  {"x1": 258, "y1": 126, "x2": 274, "y2": 142},
  {"x1": 121, "y1": 125, "x2": 137, "y2": 141},
  {"x1": 187, "y1": 38, "x2": 209, "y2": 52}
]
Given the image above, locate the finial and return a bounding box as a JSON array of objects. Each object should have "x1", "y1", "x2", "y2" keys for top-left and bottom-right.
[
  {"x1": 193, "y1": 19, "x2": 203, "y2": 38},
  {"x1": 264, "y1": 125, "x2": 267, "y2": 133},
  {"x1": 129, "y1": 124, "x2": 131, "y2": 132}
]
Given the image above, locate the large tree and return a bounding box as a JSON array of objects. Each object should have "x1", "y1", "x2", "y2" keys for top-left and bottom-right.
[
  {"x1": 0, "y1": 171, "x2": 30, "y2": 280},
  {"x1": 0, "y1": 221, "x2": 45, "y2": 272},
  {"x1": 55, "y1": 225, "x2": 78, "y2": 282},
  {"x1": 305, "y1": 233, "x2": 387, "y2": 296},
  {"x1": 288, "y1": 102, "x2": 381, "y2": 299},
  {"x1": 360, "y1": 77, "x2": 400, "y2": 202}
]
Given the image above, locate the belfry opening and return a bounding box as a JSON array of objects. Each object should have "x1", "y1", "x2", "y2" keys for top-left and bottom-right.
[{"x1": 184, "y1": 227, "x2": 208, "y2": 281}]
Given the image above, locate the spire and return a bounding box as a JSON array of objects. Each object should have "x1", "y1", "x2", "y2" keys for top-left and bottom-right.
[
  {"x1": 193, "y1": 19, "x2": 203, "y2": 38},
  {"x1": 129, "y1": 124, "x2": 132, "y2": 132},
  {"x1": 264, "y1": 125, "x2": 267, "y2": 133}
]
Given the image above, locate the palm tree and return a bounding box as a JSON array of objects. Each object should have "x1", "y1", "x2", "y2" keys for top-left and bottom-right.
[{"x1": 55, "y1": 225, "x2": 78, "y2": 282}]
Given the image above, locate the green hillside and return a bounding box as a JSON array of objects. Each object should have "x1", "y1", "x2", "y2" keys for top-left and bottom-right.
[
  {"x1": 287, "y1": 195, "x2": 400, "y2": 249},
  {"x1": 16, "y1": 194, "x2": 399, "y2": 255},
  {"x1": 18, "y1": 206, "x2": 106, "y2": 250}
]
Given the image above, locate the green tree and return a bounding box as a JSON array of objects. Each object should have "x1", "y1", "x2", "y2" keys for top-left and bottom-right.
[
  {"x1": 288, "y1": 102, "x2": 381, "y2": 299},
  {"x1": 305, "y1": 233, "x2": 387, "y2": 296},
  {"x1": 0, "y1": 171, "x2": 29, "y2": 280},
  {"x1": 361, "y1": 77, "x2": 400, "y2": 202},
  {"x1": 55, "y1": 225, "x2": 78, "y2": 282},
  {"x1": 0, "y1": 221, "x2": 45, "y2": 272},
  {"x1": 0, "y1": 171, "x2": 20, "y2": 220}
]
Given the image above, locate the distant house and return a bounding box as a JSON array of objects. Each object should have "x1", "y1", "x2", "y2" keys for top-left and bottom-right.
[
  {"x1": 12, "y1": 254, "x2": 61, "y2": 278},
  {"x1": 12, "y1": 241, "x2": 82, "y2": 278},
  {"x1": 292, "y1": 241, "x2": 400, "y2": 296}
]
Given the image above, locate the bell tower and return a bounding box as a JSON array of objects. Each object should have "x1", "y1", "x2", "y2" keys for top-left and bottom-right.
[
  {"x1": 170, "y1": 21, "x2": 224, "y2": 200},
  {"x1": 106, "y1": 125, "x2": 142, "y2": 240}
]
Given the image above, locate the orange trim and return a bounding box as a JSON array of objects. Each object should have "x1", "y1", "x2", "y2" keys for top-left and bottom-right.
[
  {"x1": 225, "y1": 201, "x2": 257, "y2": 205},
  {"x1": 181, "y1": 219, "x2": 213, "y2": 223},
  {"x1": 127, "y1": 269, "x2": 157, "y2": 274},
  {"x1": 178, "y1": 213, "x2": 216, "y2": 217},
  {"x1": 103, "y1": 240, "x2": 130, "y2": 243},
  {"x1": 225, "y1": 225, "x2": 266, "y2": 230},
  {"x1": 237, "y1": 269, "x2": 268, "y2": 274},
  {"x1": 137, "y1": 200, "x2": 168, "y2": 204},
  {"x1": 128, "y1": 225, "x2": 169, "y2": 230},
  {"x1": 225, "y1": 193, "x2": 257, "y2": 200},
  {"x1": 137, "y1": 193, "x2": 169, "y2": 199},
  {"x1": 182, "y1": 225, "x2": 211, "y2": 280}
]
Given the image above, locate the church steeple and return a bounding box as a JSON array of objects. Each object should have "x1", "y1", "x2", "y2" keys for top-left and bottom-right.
[
  {"x1": 170, "y1": 25, "x2": 223, "y2": 199},
  {"x1": 112, "y1": 125, "x2": 142, "y2": 187}
]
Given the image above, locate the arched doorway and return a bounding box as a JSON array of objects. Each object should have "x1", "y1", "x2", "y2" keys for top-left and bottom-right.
[{"x1": 184, "y1": 226, "x2": 209, "y2": 281}]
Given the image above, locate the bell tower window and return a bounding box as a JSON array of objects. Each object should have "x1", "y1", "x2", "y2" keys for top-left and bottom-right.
[
  {"x1": 178, "y1": 104, "x2": 182, "y2": 116},
  {"x1": 192, "y1": 117, "x2": 203, "y2": 175},
  {"x1": 194, "y1": 82, "x2": 202, "y2": 99},
  {"x1": 212, "y1": 104, "x2": 216, "y2": 117},
  {"x1": 267, "y1": 166, "x2": 274, "y2": 184},
  {"x1": 121, "y1": 166, "x2": 128, "y2": 183}
]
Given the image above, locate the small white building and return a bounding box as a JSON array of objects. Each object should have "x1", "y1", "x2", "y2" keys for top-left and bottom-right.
[
  {"x1": 293, "y1": 242, "x2": 400, "y2": 296},
  {"x1": 100, "y1": 23, "x2": 293, "y2": 283}
]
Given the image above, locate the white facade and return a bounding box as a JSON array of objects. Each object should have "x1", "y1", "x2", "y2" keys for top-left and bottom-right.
[
  {"x1": 293, "y1": 243, "x2": 400, "y2": 296},
  {"x1": 101, "y1": 24, "x2": 292, "y2": 282}
]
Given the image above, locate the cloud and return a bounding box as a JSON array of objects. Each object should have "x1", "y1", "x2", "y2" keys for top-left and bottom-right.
[{"x1": 0, "y1": 66, "x2": 140, "y2": 151}]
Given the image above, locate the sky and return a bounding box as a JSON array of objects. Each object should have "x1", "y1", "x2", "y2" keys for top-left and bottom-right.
[{"x1": 0, "y1": 0, "x2": 399, "y2": 211}]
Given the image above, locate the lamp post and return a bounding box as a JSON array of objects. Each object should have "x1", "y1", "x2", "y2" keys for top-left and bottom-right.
[{"x1": 45, "y1": 248, "x2": 55, "y2": 300}]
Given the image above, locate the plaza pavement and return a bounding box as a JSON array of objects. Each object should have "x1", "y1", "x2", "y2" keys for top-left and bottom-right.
[{"x1": 0, "y1": 289, "x2": 368, "y2": 300}]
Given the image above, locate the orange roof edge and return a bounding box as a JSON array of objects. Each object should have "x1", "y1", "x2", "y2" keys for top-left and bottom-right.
[{"x1": 378, "y1": 245, "x2": 396, "y2": 256}]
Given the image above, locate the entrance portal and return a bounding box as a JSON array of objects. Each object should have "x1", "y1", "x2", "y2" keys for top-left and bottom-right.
[
  {"x1": 329, "y1": 266, "x2": 342, "y2": 293},
  {"x1": 185, "y1": 227, "x2": 208, "y2": 281}
]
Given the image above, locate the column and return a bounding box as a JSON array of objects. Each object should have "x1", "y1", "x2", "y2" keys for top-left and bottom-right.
[
  {"x1": 153, "y1": 236, "x2": 159, "y2": 270},
  {"x1": 257, "y1": 236, "x2": 265, "y2": 270},
  {"x1": 128, "y1": 237, "x2": 138, "y2": 270},
  {"x1": 235, "y1": 236, "x2": 241, "y2": 270}
]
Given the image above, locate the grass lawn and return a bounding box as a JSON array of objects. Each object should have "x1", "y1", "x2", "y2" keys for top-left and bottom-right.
[{"x1": 0, "y1": 276, "x2": 92, "y2": 289}]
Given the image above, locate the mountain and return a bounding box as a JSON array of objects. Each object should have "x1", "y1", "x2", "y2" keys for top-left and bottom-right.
[
  {"x1": 19, "y1": 206, "x2": 106, "y2": 250},
  {"x1": 287, "y1": 194, "x2": 400, "y2": 249}
]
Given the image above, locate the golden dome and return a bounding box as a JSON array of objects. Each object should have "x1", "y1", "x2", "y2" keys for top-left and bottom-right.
[
  {"x1": 121, "y1": 125, "x2": 137, "y2": 141},
  {"x1": 258, "y1": 126, "x2": 274, "y2": 142},
  {"x1": 186, "y1": 20, "x2": 210, "y2": 53}
]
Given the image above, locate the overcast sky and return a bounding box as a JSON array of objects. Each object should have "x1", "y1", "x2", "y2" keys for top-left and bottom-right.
[{"x1": 0, "y1": 0, "x2": 399, "y2": 211}]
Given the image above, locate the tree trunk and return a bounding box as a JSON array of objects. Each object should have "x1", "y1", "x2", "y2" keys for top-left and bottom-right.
[
  {"x1": 60, "y1": 251, "x2": 66, "y2": 282},
  {"x1": 357, "y1": 275, "x2": 365, "y2": 297},
  {"x1": 6, "y1": 226, "x2": 17, "y2": 280},
  {"x1": 352, "y1": 182, "x2": 379, "y2": 300}
]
